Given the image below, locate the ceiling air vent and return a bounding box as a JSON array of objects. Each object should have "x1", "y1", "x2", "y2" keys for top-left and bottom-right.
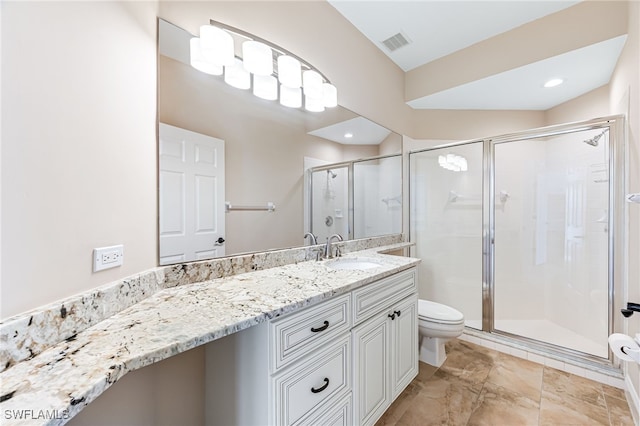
[{"x1": 381, "y1": 32, "x2": 410, "y2": 52}]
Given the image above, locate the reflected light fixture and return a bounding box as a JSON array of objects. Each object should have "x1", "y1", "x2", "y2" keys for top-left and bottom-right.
[
  {"x1": 190, "y1": 19, "x2": 338, "y2": 112},
  {"x1": 438, "y1": 154, "x2": 468, "y2": 172},
  {"x1": 544, "y1": 78, "x2": 564, "y2": 88},
  {"x1": 224, "y1": 58, "x2": 250, "y2": 90},
  {"x1": 190, "y1": 38, "x2": 223, "y2": 75},
  {"x1": 253, "y1": 74, "x2": 278, "y2": 100},
  {"x1": 199, "y1": 24, "x2": 234, "y2": 66},
  {"x1": 280, "y1": 85, "x2": 302, "y2": 108}
]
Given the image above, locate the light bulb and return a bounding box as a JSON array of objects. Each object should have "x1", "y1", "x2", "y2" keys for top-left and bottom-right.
[
  {"x1": 277, "y1": 55, "x2": 302, "y2": 88},
  {"x1": 253, "y1": 74, "x2": 278, "y2": 100},
  {"x1": 224, "y1": 58, "x2": 250, "y2": 90},
  {"x1": 189, "y1": 38, "x2": 223, "y2": 75},
  {"x1": 199, "y1": 25, "x2": 234, "y2": 66},
  {"x1": 280, "y1": 84, "x2": 302, "y2": 108},
  {"x1": 322, "y1": 83, "x2": 337, "y2": 108},
  {"x1": 242, "y1": 41, "x2": 273, "y2": 76},
  {"x1": 303, "y1": 70, "x2": 323, "y2": 99}
]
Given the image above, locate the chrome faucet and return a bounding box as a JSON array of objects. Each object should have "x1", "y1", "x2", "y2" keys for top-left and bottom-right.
[
  {"x1": 324, "y1": 234, "x2": 343, "y2": 259},
  {"x1": 304, "y1": 232, "x2": 318, "y2": 245}
]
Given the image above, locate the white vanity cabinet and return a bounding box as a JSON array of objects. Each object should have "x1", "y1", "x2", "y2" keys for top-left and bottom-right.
[
  {"x1": 205, "y1": 293, "x2": 352, "y2": 426},
  {"x1": 204, "y1": 267, "x2": 417, "y2": 426},
  {"x1": 352, "y1": 269, "x2": 418, "y2": 426}
]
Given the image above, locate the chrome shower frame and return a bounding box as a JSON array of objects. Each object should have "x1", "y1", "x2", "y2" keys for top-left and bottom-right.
[{"x1": 408, "y1": 115, "x2": 627, "y2": 370}]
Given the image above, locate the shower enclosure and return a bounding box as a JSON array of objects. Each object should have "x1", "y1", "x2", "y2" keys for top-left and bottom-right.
[
  {"x1": 308, "y1": 154, "x2": 402, "y2": 243},
  {"x1": 409, "y1": 116, "x2": 625, "y2": 365}
]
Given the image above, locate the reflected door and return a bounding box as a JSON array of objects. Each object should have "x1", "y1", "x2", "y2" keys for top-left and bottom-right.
[{"x1": 159, "y1": 123, "x2": 226, "y2": 265}]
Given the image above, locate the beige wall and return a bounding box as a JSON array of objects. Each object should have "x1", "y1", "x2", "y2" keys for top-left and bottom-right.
[
  {"x1": 545, "y1": 85, "x2": 611, "y2": 126},
  {"x1": 1, "y1": 1, "x2": 158, "y2": 318}
]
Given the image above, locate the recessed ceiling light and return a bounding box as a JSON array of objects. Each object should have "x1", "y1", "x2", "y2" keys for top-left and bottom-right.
[
  {"x1": 544, "y1": 78, "x2": 564, "y2": 88},
  {"x1": 344, "y1": 132, "x2": 354, "y2": 138}
]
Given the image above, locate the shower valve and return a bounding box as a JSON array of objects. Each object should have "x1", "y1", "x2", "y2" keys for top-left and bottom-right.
[{"x1": 621, "y1": 302, "x2": 640, "y2": 318}]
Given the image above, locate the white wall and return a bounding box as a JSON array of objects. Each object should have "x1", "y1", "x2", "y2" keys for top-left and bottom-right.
[{"x1": 1, "y1": 1, "x2": 158, "y2": 318}]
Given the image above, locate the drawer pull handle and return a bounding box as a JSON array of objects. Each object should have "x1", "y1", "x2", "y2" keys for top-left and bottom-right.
[
  {"x1": 311, "y1": 378, "x2": 330, "y2": 393},
  {"x1": 310, "y1": 321, "x2": 329, "y2": 333}
]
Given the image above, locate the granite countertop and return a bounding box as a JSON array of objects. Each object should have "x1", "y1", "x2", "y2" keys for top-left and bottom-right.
[{"x1": 0, "y1": 244, "x2": 419, "y2": 425}]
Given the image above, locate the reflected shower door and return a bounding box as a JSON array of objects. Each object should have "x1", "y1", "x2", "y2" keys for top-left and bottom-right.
[
  {"x1": 493, "y1": 128, "x2": 610, "y2": 358},
  {"x1": 353, "y1": 155, "x2": 402, "y2": 239},
  {"x1": 310, "y1": 167, "x2": 349, "y2": 243},
  {"x1": 410, "y1": 143, "x2": 484, "y2": 329}
]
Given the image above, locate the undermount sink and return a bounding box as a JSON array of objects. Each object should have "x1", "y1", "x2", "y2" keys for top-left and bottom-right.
[{"x1": 325, "y1": 257, "x2": 384, "y2": 271}]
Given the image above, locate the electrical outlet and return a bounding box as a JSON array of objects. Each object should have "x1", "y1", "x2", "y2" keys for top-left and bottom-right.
[{"x1": 93, "y1": 245, "x2": 124, "y2": 272}]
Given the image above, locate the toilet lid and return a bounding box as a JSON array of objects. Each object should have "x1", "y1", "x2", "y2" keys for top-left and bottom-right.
[{"x1": 418, "y1": 299, "x2": 464, "y2": 323}]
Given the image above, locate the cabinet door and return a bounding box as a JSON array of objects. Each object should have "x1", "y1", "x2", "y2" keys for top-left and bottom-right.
[
  {"x1": 352, "y1": 313, "x2": 390, "y2": 426},
  {"x1": 390, "y1": 295, "x2": 418, "y2": 399}
]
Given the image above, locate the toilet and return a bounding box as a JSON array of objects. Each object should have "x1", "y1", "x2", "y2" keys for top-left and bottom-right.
[{"x1": 418, "y1": 299, "x2": 465, "y2": 367}]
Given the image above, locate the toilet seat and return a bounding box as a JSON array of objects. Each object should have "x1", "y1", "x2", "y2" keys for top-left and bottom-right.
[{"x1": 418, "y1": 299, "x2": 464, "y2": 324}]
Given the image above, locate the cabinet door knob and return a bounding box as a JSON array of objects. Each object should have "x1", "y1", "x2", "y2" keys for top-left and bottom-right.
[
  {"x1": 311, "y1": 378, "x2": 330, "y2": 393},
  {"x1": 395, "y1": 310, "x2": 401, "y2": 317},
  {"x1": 310, "y1": 321, "x2": 329, "y2": 333},
  {"x1": 388, "y1": 313, "x2": 396, "y2": 320}
]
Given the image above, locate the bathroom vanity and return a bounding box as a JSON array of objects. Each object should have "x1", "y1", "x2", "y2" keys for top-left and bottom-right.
[
  {"x1": 0, "y1": 238, "x2": 420, "y2": 426},
  {"x1": 204, "y1": 267, "x2": 418, "y2": 426}
]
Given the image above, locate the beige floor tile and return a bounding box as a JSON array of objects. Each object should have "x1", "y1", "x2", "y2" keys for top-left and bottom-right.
[
  {"x1": 396, "y1": 371, "x2": 479, "y2": 426},
  {"x1": 540, "y1": 388, "x2": 610, "y2": 425},
  {"x1": 486, "y1": 352, "x2": 543, "y2": 402},
  {"x1": 605, "y1": 392, "x2": 636, "y2": 426},
  {"x1": 467, "y1": 381, "x2": 540, "y2": 426},
  {"x1": 438, "y1": 341, "x2": 495, "y2": 390},
  {"x1": 378, "y1": 340, "x2": 635, "y2": 426},
  {"x1": 542, "y1": 367, "x2": 607, "y2": 409}
]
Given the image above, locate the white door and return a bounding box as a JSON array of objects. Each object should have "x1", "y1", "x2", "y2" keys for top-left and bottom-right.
[{"x1": 159, "y1": 123, "x2": 225, "y2": 265}]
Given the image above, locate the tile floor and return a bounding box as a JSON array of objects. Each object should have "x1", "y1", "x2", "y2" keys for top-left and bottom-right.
[{"x1": 377, "y1": 340, "x2": 635, "y2": 426}]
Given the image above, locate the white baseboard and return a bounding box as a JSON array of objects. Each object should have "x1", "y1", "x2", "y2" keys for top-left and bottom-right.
[{"x1": 626, "y1": 374, "x2": 640, "y2": 426}]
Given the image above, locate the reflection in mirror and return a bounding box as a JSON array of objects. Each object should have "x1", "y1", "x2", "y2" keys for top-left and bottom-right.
[
  {"x1": 353, "y1": 155, "x2": 402, "y2": 239},
  {"x1": 158, "y1": 19, "x2": 402, "y2": 264},
  {"x1": 308, "y1": 154, "x2": 402, "y2": 245}
]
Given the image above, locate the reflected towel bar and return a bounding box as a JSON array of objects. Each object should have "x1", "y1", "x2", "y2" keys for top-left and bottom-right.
[{"x1": 225, "y1": 202, "x2": 276, "y2": 212}]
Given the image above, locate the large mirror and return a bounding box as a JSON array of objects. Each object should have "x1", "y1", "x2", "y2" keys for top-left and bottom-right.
[{"x1": 158, "y1": 19, "x2": 402, "y2": 264}]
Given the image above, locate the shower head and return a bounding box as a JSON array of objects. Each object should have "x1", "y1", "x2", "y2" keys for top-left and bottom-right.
[
  {"x1": 327, "y1": 169, "x2": 337, "y2": 178},
  {"x1": 583, "y1": 130, "x2": 606, "y2": 147}
]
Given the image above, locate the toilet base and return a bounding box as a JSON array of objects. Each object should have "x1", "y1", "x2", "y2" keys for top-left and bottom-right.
[{"x1": 419, "y1": 336, "x2": 448, "y2": 367}]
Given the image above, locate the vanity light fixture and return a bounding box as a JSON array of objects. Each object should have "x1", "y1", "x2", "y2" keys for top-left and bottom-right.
[
  {"x1": 224, "y1": 58, "x2": 251, "y2": 90},
  {"x1": 438, "y1": 154, "x2": 467, "y2": 172},
  {"x1": 544, "y1": 78, "x2": 564, "y2": 88},
  {"x1": 190, "y1": 19, "x2": 338, "y2": 112},
  {"x1": 190, "y1": 38, "x2": 223, "y2": 75},
  {"x1": 253, "y1": 74, "x2": 278, "y2": 100}
]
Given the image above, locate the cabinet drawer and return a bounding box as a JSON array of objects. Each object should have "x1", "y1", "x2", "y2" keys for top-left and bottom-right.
[
  {"x1": 272, "y1": 335, "x2": 351, "y2": 426},
  {"x1": 352, "y1": 268, "x2": 416, "y2": 325},
  {"x1": 304, "y1": 392, "x2": 352, "y2": 426},
  {"x1": 270, "y1": 293, "x2": 351, "y2": 372}
]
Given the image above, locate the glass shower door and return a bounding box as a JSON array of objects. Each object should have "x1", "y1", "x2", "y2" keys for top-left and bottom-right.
[
  {"x1": 410, "y1": 142, "x2": 484, "y2": 329},
  {"x1": 493, "y1": 128, "x2": 610, "y2": 358},
  {"x1": 310, "y1": 166, "x2": 350, "y2": 244}
]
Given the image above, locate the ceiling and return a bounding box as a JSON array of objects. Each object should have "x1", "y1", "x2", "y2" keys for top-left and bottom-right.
[{"x1": 328, "y1": 0, "x2": 627, "y2": 111}]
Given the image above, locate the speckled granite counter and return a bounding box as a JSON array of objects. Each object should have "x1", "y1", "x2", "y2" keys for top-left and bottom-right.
[{"x1": 0, "y1": 241, "x2": 418, "y2": 425}]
